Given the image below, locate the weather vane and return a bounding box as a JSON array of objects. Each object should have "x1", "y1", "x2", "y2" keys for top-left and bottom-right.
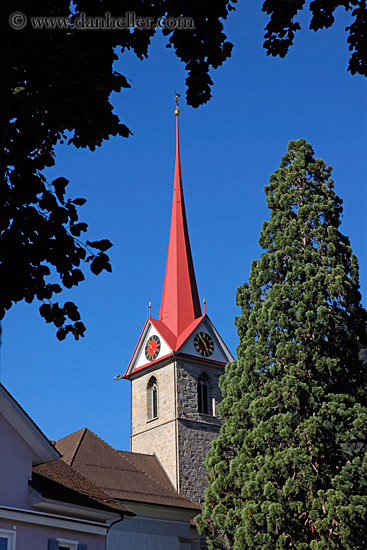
[{"x1": 175, "y1": 92, "x2": 180, "y2": 116}]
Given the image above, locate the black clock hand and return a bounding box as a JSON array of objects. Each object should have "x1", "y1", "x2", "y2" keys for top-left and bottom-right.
[{"x1": 198, "y1": 333, "x2": 209, "y2": 350}]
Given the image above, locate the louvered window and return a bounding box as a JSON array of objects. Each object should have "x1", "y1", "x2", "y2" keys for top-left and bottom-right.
[
  {"x1": 147, "y1": 376, "x2": 158, "y2": 420},
  {"x1": 198, "y1": 374, "x2": 210, "y2": 414},
  {"x1": 152, "y1": 382, "x2": 158, "y2": 418}
]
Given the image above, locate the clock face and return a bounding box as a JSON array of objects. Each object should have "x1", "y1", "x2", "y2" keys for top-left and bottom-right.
[
  {"x1": 194, "y1": 331, "x2": 214, "y2": 358},
  {"x1": 145, "y1": 335, "x2": 161, "y2": 361}
]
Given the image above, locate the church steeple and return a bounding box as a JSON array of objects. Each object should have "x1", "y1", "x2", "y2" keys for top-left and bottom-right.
[
  {"x1": 123, "y1": 104, "x2": 233, "y2": 504},
  {"x1": 159, "y1": 105, "x2": 202, "y2": 337},
  {"x1": 123, "y1": 102, "x2": 233, "y2": 379}
]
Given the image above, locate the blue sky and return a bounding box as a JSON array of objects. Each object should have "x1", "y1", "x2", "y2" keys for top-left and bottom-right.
[{"x1": 2, "y1": 4, "x2": 366, "y2": 450}]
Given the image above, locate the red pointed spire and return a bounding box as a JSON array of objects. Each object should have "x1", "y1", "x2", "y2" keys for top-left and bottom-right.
[{"x1": 159, "y1": 111, "x2": 202, "y2": 337}]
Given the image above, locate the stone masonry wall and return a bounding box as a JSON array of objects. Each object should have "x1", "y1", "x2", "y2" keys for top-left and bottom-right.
[
  {"x1": 176, "y1": 360, "x2": 223, "y2": 422},
  {"x1": 176, "y1": 360, "x2": 224, "y2": 504},
  {"x1": 132, "y1": 421, "x2": 177, "y2": 488},
  {"x1": 130, "y1": 358, "x2": 225, "y2": 500},
  {"x1": 178, "y1": 419, "x2": 220, "y2": 505},
  {"x1": 130, "y1": 362, "x2": 178, "y2": 487}
]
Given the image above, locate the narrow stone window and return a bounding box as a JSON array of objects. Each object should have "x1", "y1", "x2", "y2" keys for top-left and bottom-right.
[
  {"x1": 147, "y1": 376, "x2": 158, "y2": 420},
  {"x1": 198, "y1": 374, "x2": 210, "y2": 414},
  {"x1": 152, "y1": 382, "x2": 158, "y2": 418}
]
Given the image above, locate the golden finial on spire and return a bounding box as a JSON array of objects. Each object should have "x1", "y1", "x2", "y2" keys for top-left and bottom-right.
[{"x1": 175, "y1": 92, "x2": 180, "y2": 116}]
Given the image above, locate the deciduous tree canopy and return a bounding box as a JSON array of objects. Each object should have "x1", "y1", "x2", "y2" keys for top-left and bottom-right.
[
  {"x1": 262, "y1": 0, "x2": 367, "y2": 77},
  {"x1": 0, "y1": 0, "x2": 235, "y2": 339},
  {"x1": 197, "y1": 139, "x2": 367, "y2": 549}
]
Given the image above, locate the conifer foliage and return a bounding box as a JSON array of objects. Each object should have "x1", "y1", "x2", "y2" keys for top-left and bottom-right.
[{"x1": 197, "y1": 140, "x2": 367, "y2": 549}]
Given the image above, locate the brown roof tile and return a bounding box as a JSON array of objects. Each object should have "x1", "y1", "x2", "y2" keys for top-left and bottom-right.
[
  {"x1": 32, "y1": 459, "x2": 133, "y2": 516},
  {"x1": 56, "y1": 427, "x2": 86, "y2": 465},
  {"x1": 117, "y1": 450, "x2": 175, "y2": 491},
  {"x1": 56, "y1": 429, "x2": 200, "y2": 510}
]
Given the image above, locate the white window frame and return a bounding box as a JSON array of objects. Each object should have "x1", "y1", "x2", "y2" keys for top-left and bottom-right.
[
  {"x1": 0, "y1": 528, "x2": 16, "y2": 550},
  {"x1": 56, "y1": 538, "x2": 79, "y2": 550}
]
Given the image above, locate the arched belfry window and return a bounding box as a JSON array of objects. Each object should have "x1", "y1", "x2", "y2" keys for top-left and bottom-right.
[
  {"x1": 198, "y1": 374, "x2": 210, "y2": 415},
  {"x1": 147, "y1": 376, "x2": 158, "y2": 420}
]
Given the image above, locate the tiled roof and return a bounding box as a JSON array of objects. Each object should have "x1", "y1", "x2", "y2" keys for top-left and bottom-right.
[
  {"x1": 55, "y1": 427, "x2": 85, "y2": 466},
  {"x1": 117, "y1": 450, "x2": 175, "y2": 491},
  {"x1": 32, "y1": 459, "x2": 132, "y2": 515},
  {"x1": 56, "y1": 428, "x2": 200, "y2": 510}
]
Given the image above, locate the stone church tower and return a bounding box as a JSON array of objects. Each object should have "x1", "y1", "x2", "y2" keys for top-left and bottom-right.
[{"x1": 123, "y1": 102, "x2": 233, "y2": 505}]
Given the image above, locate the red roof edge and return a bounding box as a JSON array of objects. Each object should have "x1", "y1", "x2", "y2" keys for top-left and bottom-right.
[
  {"x1": 175, "y1": 315, "x2": 205, "y2": 350},
  {"x1": 123, "y1": 318, "x2": 150, "y2": 378},
  {"x1": 150, "y1": 318, "x2": 177, "y2": 350}
]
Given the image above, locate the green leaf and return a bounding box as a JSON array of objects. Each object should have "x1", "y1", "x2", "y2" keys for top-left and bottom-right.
[
  {"x1": 72, "y1": 198, "x2": 87, "y2": 206},
  {"x1": 70, "y1": 222, "x2": 88, "y2": 236},
  {"x1": 39, "y1": 303, "x2": 53, "y2": 323},
  {"x1": 56, "y1": 328, "x2": 67, "y2": 341},
  {"x1": 64, "y1": 301, "x2": 81, "y2": 321},
  {"x1": 86, "y1": 239, "x2": 113, "y2": 252},
  {"x1": 90, "y1": 257, "x2": 104, "y2": 275},
  {"x1": 52, "y1": 177, "x2": 69, "y2": 204},
  {"x1": 74, "y1": 321, "x2": 86, "y2": 336}
]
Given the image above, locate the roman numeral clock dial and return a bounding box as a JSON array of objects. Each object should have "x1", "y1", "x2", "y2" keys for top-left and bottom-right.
[
  {"x1": 194, "y1": 331, "x2": 214, "y2": 358},
  {"x1": 145, "y1": 335, "x2": 161, "y2": 361}
]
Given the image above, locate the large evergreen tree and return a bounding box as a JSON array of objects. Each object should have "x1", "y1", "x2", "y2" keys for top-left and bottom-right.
[{"x1": 197, "y1": 139, "x2": 367, "y2": 549}]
